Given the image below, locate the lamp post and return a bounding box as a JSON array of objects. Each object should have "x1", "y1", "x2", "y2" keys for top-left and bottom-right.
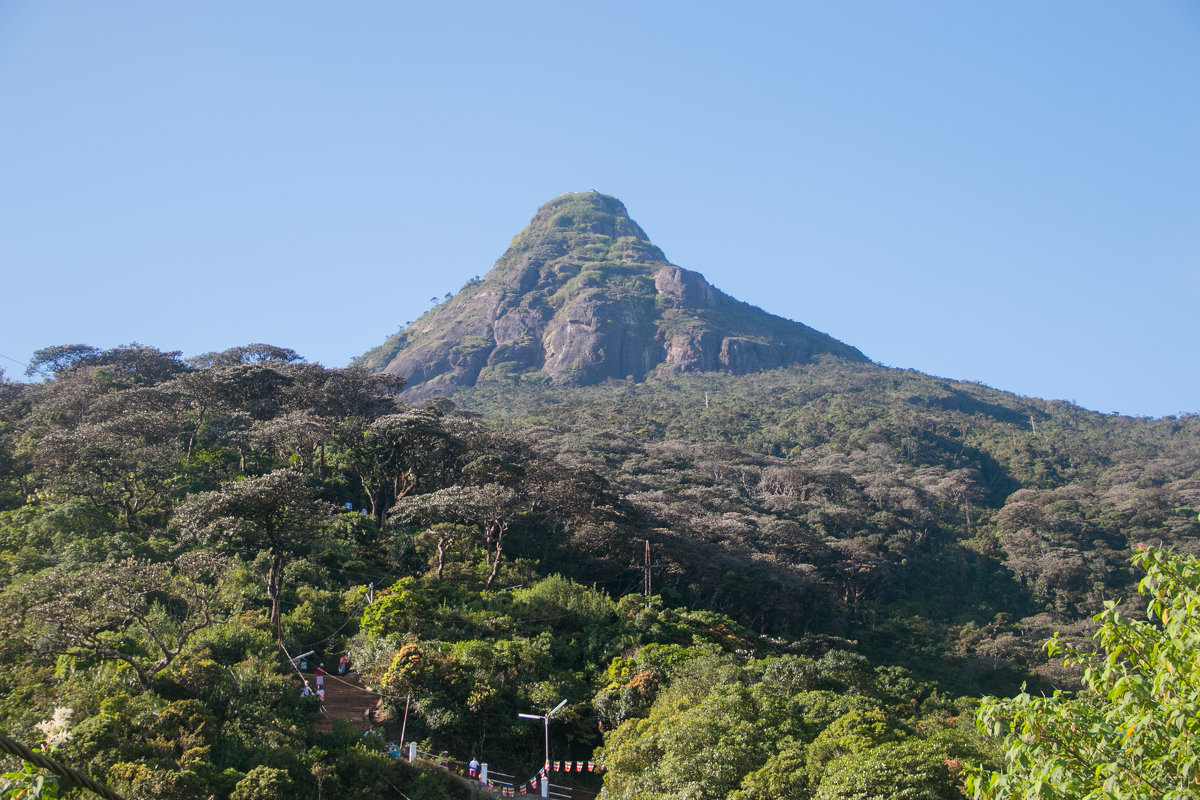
[{"x1": 518, "y1": 699, "x2": 567, "y2": 799}]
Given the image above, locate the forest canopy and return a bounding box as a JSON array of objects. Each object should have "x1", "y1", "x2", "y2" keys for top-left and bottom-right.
[{"x1": 0, "y1": 344, "x2": 1197, "y2": 799}]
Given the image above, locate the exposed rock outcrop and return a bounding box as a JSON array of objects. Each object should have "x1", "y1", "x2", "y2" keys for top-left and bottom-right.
[{"x1": 355, "y1": 191, "x2": 867, "y2": 397}]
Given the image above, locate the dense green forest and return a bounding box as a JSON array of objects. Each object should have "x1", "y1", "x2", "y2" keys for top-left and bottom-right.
[
  {"x1": 1, "y1": 344, "x2": 1197, "y2": 799},
  {"x1": 454, "y1": 360, "x2": 1200, "y2": 687}
]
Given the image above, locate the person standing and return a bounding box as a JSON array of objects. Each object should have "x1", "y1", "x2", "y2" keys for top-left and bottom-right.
[
  {"x1": 468, "y1": 757, "x2": 480, "y2": 778},
  {"x1": 315, "y1": 664, "x2": 326, "y2": 692},
  {"x1": 338, "y1": 654, "x2": 349, "y2": 675}
]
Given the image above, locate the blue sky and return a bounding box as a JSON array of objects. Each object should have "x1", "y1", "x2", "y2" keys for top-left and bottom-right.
[{"x1": 1, "y1": 2, "x2": 1197, "y2": 417}]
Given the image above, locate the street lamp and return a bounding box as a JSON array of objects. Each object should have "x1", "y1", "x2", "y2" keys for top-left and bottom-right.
[{"x1": 518, "y1": 699, "x2": 568, "y2": 798}]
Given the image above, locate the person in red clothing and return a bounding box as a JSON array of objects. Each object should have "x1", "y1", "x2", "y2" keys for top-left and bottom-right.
[
  {"x1": 338, "y1": 654, "x2": 349, "y2": 675},
  {"x1": 315, "y1": 664, "x2": 325, "y2": 691}
]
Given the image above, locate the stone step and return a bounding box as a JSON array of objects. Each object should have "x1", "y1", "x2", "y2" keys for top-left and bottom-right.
[{"x1": 305, "y1": 671, "x2": 383, "y2": 734}]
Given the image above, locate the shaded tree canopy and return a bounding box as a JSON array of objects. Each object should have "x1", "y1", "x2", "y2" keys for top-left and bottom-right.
[{"x1": 175, "y1": 468, "x2": 321, "y2": 641}]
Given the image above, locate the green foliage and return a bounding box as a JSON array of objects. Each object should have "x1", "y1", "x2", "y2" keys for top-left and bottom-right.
[
  {"x1": 229, "y1": 765, "x2": 291, "y2": 800},
  {"x1": 599, "y1": 651, "x2": 980, "y2": 800},
  {"x1": 600, "y1": 682, "x2": 795, "y2": 800},
  {"x1": 510, "y1": 573, "x2": 614, "y2": 621},
  {"x1": 0, "y1": 762, "x2": 61, "y2": 800},
  {"x1": 805, "y1": 706, "x2": 903, "y2": 781},
  {"x1": 730, "y1": 739, "x2": 809, "y2": 800},
  {"x1": 814, "y1": 738, "x2": 960, "y2": 800},
  {"x1": 3, "y1": 339, "x2": 1196, "y2": 798},
  {"x1": 455, "y1": 363, "x2": 1200, "y2": 691},
  {"x1": 968, "y1": 547, "x2": 1200, "y2": 799}
]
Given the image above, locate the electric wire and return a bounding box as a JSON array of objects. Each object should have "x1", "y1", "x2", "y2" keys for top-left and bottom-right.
[{"x1": 0, "y1": 352, "x2": 29, "y2": 370}]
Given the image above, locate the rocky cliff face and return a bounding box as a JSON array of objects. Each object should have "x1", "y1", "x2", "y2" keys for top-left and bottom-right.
[{"x1": 355, "y1": 192, "x2": 868, "y2": 397}]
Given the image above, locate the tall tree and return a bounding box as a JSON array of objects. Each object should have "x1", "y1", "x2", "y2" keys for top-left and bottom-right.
[
  {"x1": 175, "y1": 468, "x2": 320, "y2": 642},
  {"x1": 8, "y1": 551, "x2": 230, "y2": 690},
  {"x1": 391, "y1": 483, "x2": 523, "y2": 588},
  {"x1": 187, "y1": 343, "x2": 303, "y2": 368},
  {"x1": 338, "y1": 408, "x2": 462, "y2": 527},
  {"x1": 24, "y1": 343, "x2": 101, "y2": 379},
  {"x1": 33, "y1": 385, "x2": 185, "y2": 531}
]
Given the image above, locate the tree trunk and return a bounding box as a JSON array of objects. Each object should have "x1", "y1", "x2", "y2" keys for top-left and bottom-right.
[
  {"x1": 485, "y1": 553, "x2": 502, "y2": 589},
  {"x1": 360, "y1": 476, "x2": 384, "y2": 528},
  {"x1": 100, "y1": 646, "x2": 152, "y2": 690},
  {"x1": 484, "y1": 529, "x2": 505, "y2": 589},
  {"x1": 483, "y1": 521, "x2": 496, "y2": 569},
  {"x1": 186, "y1": 403, "x2": 209, "y2": 463},
  {"x1": 268, "y1": 548, "x2": 283, "y2": 643}
]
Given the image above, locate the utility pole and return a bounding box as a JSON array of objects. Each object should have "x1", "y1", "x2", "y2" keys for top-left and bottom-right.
[
  {"x1": 399, "y1": 692, "x2": 411, "y2": 747},
  {"x1": 644, "y1": 539, "x2": 651, "y2": 608}
]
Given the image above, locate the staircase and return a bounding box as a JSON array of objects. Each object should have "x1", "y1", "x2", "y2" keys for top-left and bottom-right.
[{"x1": 312, "y1": 671, "x2": 380, "y2": 734}]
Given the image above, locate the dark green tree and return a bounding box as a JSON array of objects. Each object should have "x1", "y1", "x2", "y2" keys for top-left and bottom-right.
[
  {"x1": 8, "y1": 551, "x2": 230, "y2": 690},
  {"x1": 176, "y1": 468, "x2": 320, "y2": 642}
]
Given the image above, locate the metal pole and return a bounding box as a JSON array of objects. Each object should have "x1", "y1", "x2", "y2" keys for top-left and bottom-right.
[
  {"x1": 645, "y1": 538, "x2": 651, "y2": 608},
  {"x1": 519, "y1": 698, "x2": 566, "y2": 799},
  {"x1": 399, "y1": 692, "x2": 411, "y2": 745}
]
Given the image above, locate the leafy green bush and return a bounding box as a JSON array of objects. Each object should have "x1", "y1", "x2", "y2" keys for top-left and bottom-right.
[{"x1": 968, "y1": 546, "x2": 1200, "y2": 799}]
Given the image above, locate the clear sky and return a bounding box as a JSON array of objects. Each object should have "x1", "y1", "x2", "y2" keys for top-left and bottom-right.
[{"x1": 1, "y1": 2, "x2": 1197, "y2": 417}]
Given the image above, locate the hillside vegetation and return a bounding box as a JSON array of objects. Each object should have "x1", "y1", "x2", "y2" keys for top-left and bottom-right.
[
  {"x1": 454, "y1": 360, "x2": 1200, "y2": 688},
  {"x1": 0, "y1": 343, "x2": 1196, "y2": 799}
]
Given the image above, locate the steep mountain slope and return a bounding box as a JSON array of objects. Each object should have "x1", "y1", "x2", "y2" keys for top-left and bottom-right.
[
  {"x1": 453, "y1": 363, "x2": 1200, "y2": 690},
  {"x1": 356, "y1": 191, "x2": 866, "y2": 397}
]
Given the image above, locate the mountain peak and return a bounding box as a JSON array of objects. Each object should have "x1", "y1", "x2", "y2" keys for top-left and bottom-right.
[
  {"x1": 356, "y1": 193, "x2": 867, "y2": 397},
  {"x1": 490, "y1": 191, "x2": 666, "y2": 291},
  {"x1": 521, "y1": 191, "x2": 653, "y2": 243}
]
